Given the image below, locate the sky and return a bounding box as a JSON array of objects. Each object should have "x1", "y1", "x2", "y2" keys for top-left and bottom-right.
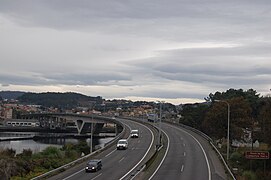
[{"x1": 0, "y1": 0, "x2": 271, "y2": 105}]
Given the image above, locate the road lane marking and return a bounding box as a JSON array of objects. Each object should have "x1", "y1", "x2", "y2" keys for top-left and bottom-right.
[
  {"x1": 105, "y1": 149, "x2": 116, "y2": 157},
  {"x1": 170, "y1": 125, "x2": 212, "y2": 180},
  {"x1": 183, "y1": 152, "x2": 186, "y2": 156},
  {"x1": 149, "y1": 129, "x2": 170, "y2": 180},
  {"x1": 120, "y1": 121, "x2": 155, "y2": 180},
  {"x1": 91, "y1": 173, "x2": 102, "y2": 180},
  {"x1": 119, "y1": 157, "x2": 125, "y2": 163},
  {"x1": 183, "y1": 143, "x2": 186, "y2": 147},
  {"x1": 181, "y1": 165, "x2": 184, "y2": 172},
  {"x1": 62, "y1": 168, "x2": 84, "y2": 180},
  {"x1": 61, "y1": 120, "x2": 133, "y2": 180}
]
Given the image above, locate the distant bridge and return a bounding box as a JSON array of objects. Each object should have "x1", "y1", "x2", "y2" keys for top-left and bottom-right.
[{"x1": 19, "y1": 113, "x2": 121, "y2": 135}]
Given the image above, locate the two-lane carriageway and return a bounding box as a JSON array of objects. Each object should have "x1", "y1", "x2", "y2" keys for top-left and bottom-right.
[
  {"x1": 150, "y1": 122, "x2": 227, "y2": 180},
  {"x1": 48, "y1": 118, "x2": 155, "y2": 180}
]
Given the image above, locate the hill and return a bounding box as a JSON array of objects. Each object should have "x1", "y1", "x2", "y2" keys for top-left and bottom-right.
[
  {"x1": 0, "y1": 91, "x2": 26, "y2": 100},
  {"x1": 17, "y1": 92, "x2": 103, "y2": 108}
]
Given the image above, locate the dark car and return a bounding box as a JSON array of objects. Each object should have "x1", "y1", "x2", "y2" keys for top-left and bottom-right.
[{"x1": 85, "y1": 159, "x2": 102, "y2": 172}]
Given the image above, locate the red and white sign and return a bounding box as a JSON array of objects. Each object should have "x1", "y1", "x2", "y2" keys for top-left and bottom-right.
[{"x1": 245, "y1": 151, "x2": 270, "y2": 159}]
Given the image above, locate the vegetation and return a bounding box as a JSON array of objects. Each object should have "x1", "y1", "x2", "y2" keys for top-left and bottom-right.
[
  {"x1": 17, "y1": 92, "x2": 103, "y2": 109},
  {"x1": 1, "y1": 88, "x2": 270, "y2": 179},
  {"x1": 0, "y1": 141, "x2": 90, "y2": 180},
  {"x1": 180, "y1": 88, "x2": 271, "y2": 179},
  {"x1": 0, "y1": 91, "x2": 25, "y2": 100}
]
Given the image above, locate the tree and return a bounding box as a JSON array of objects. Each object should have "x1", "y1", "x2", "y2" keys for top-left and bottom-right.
[
  {"x1": 180, "y1": 103, "x2": 209, "y2": 130},
  {"x1": 205, "y1": 88, "x2": 260, "y2": 106},
  {"x1": 202, "y1": 97, "x2": 252, "y2": 140},
  {"x1": 258, "y1": 98, "x2": 271, "y2": 144}
]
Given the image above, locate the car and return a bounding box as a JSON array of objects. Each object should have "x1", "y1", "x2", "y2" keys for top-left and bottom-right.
[
  {"x1": 117, "y1": 139, "x2": 128, "y2": 150},
  {"x1": 85, "y1": 159, "x2": 102, "y2": 172},
  {"x1": 130, "y1": 129, "x2": 139, "y2": 138}
]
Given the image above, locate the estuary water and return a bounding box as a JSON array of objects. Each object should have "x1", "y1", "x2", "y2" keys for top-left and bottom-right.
[{"x1": 0, "y1": 132, "x2": 114, "y2": 154}]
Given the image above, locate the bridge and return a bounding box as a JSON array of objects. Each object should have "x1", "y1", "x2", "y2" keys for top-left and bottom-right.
[{"x1": 19, "y1": 113, "x2": 121, "y2": 135}]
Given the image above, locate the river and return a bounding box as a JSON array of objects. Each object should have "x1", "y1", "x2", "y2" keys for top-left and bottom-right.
[{"x1": 0, "y1": 132, "x2": 114, "y2": 154}]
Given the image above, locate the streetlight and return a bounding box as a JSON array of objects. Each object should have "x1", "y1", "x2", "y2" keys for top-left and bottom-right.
[
  {"x1": 157, "y1": 101, "x2": 164, "y2": 147},
  {"x1": 90, "y1": 113, "x2": 93, "y2": 153},
  {"x1": 215, "y1": 100, "x2": 230, "y2": 161}
]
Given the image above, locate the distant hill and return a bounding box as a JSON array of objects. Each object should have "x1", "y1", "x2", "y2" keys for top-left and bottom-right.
[
  {"x1": 0, "y1": 91, "x2": 26, "y2": 100},
  {"x1": 17, "y1": 92, "x2": 103, "y2": 108}
]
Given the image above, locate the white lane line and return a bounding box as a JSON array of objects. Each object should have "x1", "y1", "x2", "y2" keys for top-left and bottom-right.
[
  {"x1": 181, "y1": 165, "x2": 184, "y2": 172},
  {"x1": 119, "y1": 157, "x2": 125, "y2": 163},
  {"x1": 183, "y1": 143, "x2": 186, "y2": 147},
  {"x1": 183, "y1": 152, "x2": 186, "y2": 156},
  {"x1": 105, "y1": 149, "x2": 116, "y2": 157},
  {"x1": 148, "y1": 129, "x2": 170, "y2": 180},
  {"x1": 120, "y1": 121, "x2": 155, "y2": 180},
  {"x1": 62, "y1": 168, "x2": 84, "y2": 180},
  {"x1": 170, "y1": 125, "x2": 212, "y2": 180},
  {"x1": 91, "y1": 173, "x2": 102, "y2": 180},
  {"x1": 105, "y1": 121, "x2": 131, "y2": 158},
  {"x1": 63, "y1": 122, "x2": 132, "y2": 180}
]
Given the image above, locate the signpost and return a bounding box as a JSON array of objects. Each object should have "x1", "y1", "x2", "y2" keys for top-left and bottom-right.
[
  {"x1": 246, "y1": 151, "x2": 269, "y2": 175},
  {"x1": 245, "y1": 151, "x2": 269, "y2": 159}
]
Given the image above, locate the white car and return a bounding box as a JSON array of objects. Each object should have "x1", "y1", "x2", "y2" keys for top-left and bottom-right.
[
  {"x1": 131, "y1": 129, "x2": 139, "y2": 138},
  {"x1": 117, "y1": 139, "x2": 128, "y2": 150}
]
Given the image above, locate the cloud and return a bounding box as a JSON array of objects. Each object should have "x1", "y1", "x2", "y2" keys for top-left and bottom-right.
[{"x1": 0, "y1": 0, "x2": 271, "y2": 104}]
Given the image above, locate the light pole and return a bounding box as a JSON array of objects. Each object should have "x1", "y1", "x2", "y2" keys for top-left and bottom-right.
[
  {"x1": 215, "y1": 100, "x2": 230, "y2": 161},
  {"x1": 90, "y1": 113, "x2": 93, "y2": 153},
  {"x1": 157, "y1": 101, "x2": 164, "y2": 147}
]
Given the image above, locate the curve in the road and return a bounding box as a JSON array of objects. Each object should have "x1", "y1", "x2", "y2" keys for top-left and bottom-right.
[
  {"x1": 48, "y1": 118, "x2": 155, "y2": 180},
  {"x1": 120, "y1": 120, "x2": 154, "y2": 180},
  {"x1": 150, "y1": 122, "x2": 226, "y2": 180},
  {"x1": 148, "y1": 128, "x2": 170, "y2": 180}
]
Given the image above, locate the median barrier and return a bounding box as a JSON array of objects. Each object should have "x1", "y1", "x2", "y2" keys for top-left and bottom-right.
[{"x1": 121, "y1": 117, "x2": 168, "y2": 179}]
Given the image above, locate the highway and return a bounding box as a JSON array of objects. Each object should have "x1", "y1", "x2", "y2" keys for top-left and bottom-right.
[
  {"x1": 150, "y1": 122, "x2": 227, "y2": 180},
  {"x1": 47, "y1": 118, "x2": 155, "y2": 180}
]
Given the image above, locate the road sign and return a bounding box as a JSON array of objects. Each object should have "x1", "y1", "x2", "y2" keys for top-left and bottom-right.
[{"x1": 245, "y1": 151, "x2": 270, "y2": 159}]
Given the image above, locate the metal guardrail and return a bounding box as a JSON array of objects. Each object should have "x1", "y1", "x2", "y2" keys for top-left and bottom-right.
[
  {"x1": 167, "y1": 121, "x2": 236, "y2": 180},
  {"x1": 31, "y1": 120, "x2": 126, "y2": 180},
  {"x1": 121, "y1": 117, "x2": 166, "y2": 179}
]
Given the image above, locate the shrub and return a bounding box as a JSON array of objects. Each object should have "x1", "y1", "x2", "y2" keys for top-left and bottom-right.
[{"x1": 242, "y1": 171, "x2": 257, "y2": 180}]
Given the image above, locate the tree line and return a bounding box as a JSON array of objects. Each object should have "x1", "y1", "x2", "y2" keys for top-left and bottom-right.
[
  {"x1": 180, "y1": 88, "x2": 271, "y2": 144},
  {"x1": 179, "y1": 88, "x2": 271, "y2": 179}
]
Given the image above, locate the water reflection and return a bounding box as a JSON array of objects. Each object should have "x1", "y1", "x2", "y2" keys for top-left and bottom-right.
[{"x1": 0, "y1": 132, "x2": 114, "y2": 154}]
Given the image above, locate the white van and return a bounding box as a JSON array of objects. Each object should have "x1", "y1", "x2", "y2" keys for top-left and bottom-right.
[{"x1": 131, "y1": 129, "x2": 139, "y2": 138}]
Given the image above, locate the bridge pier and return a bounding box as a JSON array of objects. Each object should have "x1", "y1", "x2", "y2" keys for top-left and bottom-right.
[{"x1": 20, "y1": 113, "x2": 116, "y2": 135}]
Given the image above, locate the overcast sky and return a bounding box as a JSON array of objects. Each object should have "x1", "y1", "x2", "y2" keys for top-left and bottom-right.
[{"x1": 1, "y1": 0, "x2": 271, "y2": 104}]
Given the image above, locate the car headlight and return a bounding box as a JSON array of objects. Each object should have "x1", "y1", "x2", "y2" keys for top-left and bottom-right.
[
  {"x1": 92, "y1": 167, "x2": 95, "y2": 169},
  {"x1": 86, "y1": 167, "x2": 89, "y2": 169}
]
